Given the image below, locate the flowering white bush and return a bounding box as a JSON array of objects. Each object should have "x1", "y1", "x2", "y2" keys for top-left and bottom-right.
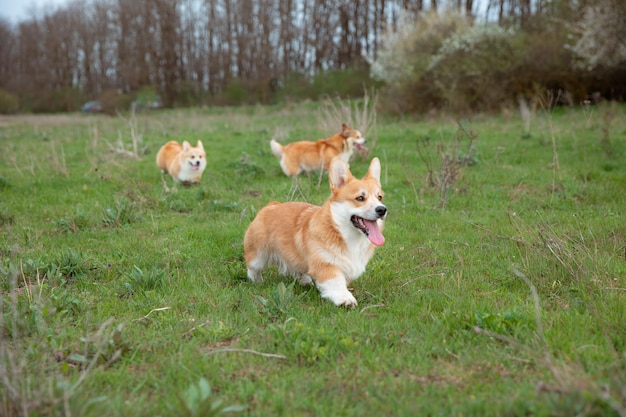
[
  {"x1": 370, "y1": 10, "x2": 472, "y2": 84},
  {"x1": 427, "y1": 24, "x2": 516, "y2": 72},
  {"x1": 569, "y1": 0, "x2": 626, "y2": 70}
]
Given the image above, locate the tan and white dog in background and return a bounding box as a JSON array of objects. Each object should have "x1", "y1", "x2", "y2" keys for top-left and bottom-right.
[
  {"x1": 156, "y1": 140, "x2": 206, "y2": 185},
  {"x1": 244, "y1": 157, "x2": 386, "y2": 307},
  {"x1": 270, "y1": 123, "x2": 366, "y2": 177}
]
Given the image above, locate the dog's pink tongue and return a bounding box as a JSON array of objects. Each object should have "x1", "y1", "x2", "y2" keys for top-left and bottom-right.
[{"x1": 364, "y1": 219, "x2": 385, "y2": 246}]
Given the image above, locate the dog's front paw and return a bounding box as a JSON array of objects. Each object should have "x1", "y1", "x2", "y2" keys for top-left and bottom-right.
[
  {"x1": 334, "y1": 291, "x2": 358, "y2": 308},
  {"x1": 316, "y1": 278, "x2": 358, "y2": 307}
]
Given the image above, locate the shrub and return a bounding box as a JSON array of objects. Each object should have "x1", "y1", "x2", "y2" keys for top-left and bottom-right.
[
  {"x1": 278, "y1": 71, "x2": 313, "y2": 102},
  {"x1": 0, "y1": 89, "x2": 19, "y2": 114},
  {"x1": 98, "y1": 89, "x2": 133, "y2": 115},
  {"x1": 371, "y1": 9, "x2": 607, "y2": 114},
  {"x1": 26, "y1": 88, "x2": 85, "y2": 113},
  {"x1": 311, "y1": 68, "x2": 381, "y2": 99},
  {"x1": 370, "y1": 10, "x2": 473, "y2": 113},
  {"x1": 425, "y1": 23, "x2": 520, "y2": 112}
]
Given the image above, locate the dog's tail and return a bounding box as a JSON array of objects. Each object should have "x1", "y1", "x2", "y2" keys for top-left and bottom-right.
[{"x1": 270, "y1": 139, "x2": 283, "y2": 158}]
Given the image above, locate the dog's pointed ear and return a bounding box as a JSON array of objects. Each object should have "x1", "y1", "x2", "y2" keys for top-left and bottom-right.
[
  {"x1": 196, "y1": 140, "x2": 204, "y2": 150},
  {"x1": 329, "y1": 157, "x2": 352, "y2": 189},
  {"x1": 365, "y1": 158, "x2": 381, "y2": 183},
  {"x1": 341, "y1": 123, "x2": 350, "y2": 138},
  {"x1": 182, "y1": 141, "x2": 191, "y2": 151}
]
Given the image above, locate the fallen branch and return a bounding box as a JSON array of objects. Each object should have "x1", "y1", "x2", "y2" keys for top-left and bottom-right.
[
  {"x1": 360, "y1": 303, "x2": 386, "y2": 315},
  {"x1": 133, "y1": 307, "x2": 171, "y2": 322},
  {"x1": 203, "y1": 348, "x2": 287, "y2": 360}
]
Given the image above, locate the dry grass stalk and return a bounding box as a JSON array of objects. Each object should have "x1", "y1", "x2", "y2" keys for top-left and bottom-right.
[
  {"x1": 317, "y1": 88, "x2": 378, "y2": 160},
  {"x1": 416, "y1": 122, "x2": 477, "y2": 213},
  {"x1": 50, "y1": 141, "x2": 68, "y2": 177},
  {"x1": 110, "y1": 109, "x2": 146, "y2": 159}
]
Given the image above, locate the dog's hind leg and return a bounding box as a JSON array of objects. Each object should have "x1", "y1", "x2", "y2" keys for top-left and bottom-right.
[
  {"x1": 161, "y1": 173, "x2": 174, "y2": 193},
  {"x1": 245, "y1": 252, "x2": 267, "y2": 283}
]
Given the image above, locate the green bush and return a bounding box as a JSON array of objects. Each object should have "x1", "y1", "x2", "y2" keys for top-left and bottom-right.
[
  {"x1": 174, "y1": 80, "x2": 202, "y2": 107},
  {"x1": 98, "y1": 89, "x2": 133, "y2": 115},
  {"x1": 27, "y1": 87, "x2": 85, "y2": 113},
  {"x1": 0, "y1": 89, "x2": 19, "y2": 114},
  {"x1": 311, "y1": 68, "x2": 381, "y2": 99},
  {"x1": 277, "y1": 71, "x2": 313, "y2": 102}
]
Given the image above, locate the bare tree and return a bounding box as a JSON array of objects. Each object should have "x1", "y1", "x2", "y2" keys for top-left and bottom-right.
[{"x1": 0, "y1": 18, "x2": 16, "y2": 91}]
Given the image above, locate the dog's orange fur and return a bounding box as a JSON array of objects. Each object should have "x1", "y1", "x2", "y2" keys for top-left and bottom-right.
[
  {"x1": 270, "y1": 123, "x2": 366, "y2": 177},
  {"x1": 156, "y1": 140, "x2": 206, "y2": 185},
  {"x1": 244, "y1": 157, "x2": 386, "y2": 307}
]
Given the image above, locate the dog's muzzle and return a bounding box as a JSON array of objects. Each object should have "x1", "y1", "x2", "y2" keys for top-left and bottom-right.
[{"x1": 375, "y1": 205, "x2": 387, "y2": 219}]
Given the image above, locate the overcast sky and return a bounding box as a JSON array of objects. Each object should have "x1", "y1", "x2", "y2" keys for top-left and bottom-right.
[{"x1": 0, "y1": 0, "x2": 68, "y2": 23}]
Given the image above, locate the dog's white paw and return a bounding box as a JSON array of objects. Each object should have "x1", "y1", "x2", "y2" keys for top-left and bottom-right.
[
  {"x1": 247, "y1": 269, "x2": 263, "y2": 283},
  {"x1": 316, "y1": 278, "x2": 358, "y2": 307},
  {"x1": 332, "y1": 290, "x2": 358, "y2": 307},
  {"x1": 296, "y1": 274, "x2": 313, "y2": 286}
]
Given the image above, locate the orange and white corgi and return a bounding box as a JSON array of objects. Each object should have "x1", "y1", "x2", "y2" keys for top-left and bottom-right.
[
  {"x1": 156, "y1": 140, "x2": 206, "y2": 185},
  {"x1": 244, "y1": 157, "x2": 386, "y2": 307},
  {"x1": 270, "y1": 123, "x2": 366, "y2": 177}
]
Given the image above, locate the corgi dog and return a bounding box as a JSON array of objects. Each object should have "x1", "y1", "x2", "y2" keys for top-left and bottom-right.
[
  {"x1": 156, "y1": 140, "x2": 206, "y2": 185},
  {"x1": 244, "y1": 157, "x2": 386, "y2": 307},
  {"x1": 270, "y1": 123, "x2": 367, "y2": 177}
]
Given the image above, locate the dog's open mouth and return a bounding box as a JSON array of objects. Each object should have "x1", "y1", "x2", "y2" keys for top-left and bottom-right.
[
  {"x1": 355, "y1": 142, "x2": 367, "y2": 152},
  {"x1": 351, "y1": 215, "x2": 385, "y2": 246},
  {"x1": 190, "y1": 162, "x2": 201, "y2": 171}
]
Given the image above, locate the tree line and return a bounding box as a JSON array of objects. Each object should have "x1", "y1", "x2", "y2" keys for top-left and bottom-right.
[{"x1": 0, "y1": 0, "x2": 624, "y2": 113}]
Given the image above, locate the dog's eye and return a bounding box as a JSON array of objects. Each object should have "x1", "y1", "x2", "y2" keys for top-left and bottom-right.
[
  {"x1": 356, "y1": 196, "x2": 365, "y2": 202},
  {"x1": 378, "y1": 195, "x2": 383, "y2": 201}
]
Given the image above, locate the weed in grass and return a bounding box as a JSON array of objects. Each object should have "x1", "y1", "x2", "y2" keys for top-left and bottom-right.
[
  {"x1": 53, "y1": 207, "x2": 90, "y2": 233},
  {"x1": 49, "y1": 287, "x2": 83, "y2": 317},
  {"x1": 170, "y1": 377, "x2": 244, "y2": 417},
  {"x1": 102, "y1": 197, "x2": 139, "y2": 227},
  {"x1": 54, "y1": 249, "x2": 87, "y2": 281},
  {"x1": 0, "y1": 175, "x2": 10, "y2": 190},
  {"x1": 0, "y1": 207, "x2": 14, "y2": 227},
  {"x1": 416, "y1": 122, "x2": 478, "y2": 212},
  {"x1": 255, "y1": 281, "x2": 298, "y2": 319},
  {"x1": 70, "y1": 319, "x2": 130, "y2": 368},
  {"x1": 120, "y1": 265, "x2": 165, "y2": 297},
  {"x1": 469, "y1": 309, "x2": 531, "y2": 337}
]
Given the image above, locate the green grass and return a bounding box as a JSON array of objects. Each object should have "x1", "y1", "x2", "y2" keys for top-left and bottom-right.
[{"x1": 1, "y1": 102, "x2": 625, "y2": 416}]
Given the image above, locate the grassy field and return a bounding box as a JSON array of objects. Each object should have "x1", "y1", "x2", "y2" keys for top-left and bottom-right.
[{"x1": 1, "y1": 101, "x2": 625, "y2": 417}]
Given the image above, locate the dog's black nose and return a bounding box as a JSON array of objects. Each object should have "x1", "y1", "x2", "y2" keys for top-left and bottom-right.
[{"x1": 375, "y1": 206, "x2": 387, "y2": 218}]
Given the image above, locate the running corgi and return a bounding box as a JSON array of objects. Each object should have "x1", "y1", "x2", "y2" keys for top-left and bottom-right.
[
  {"x1": 244, "y1": 157, "x2": 387, "y2": 307},
  {"x1": 270, "y1": 123, "x2": 366, "y2": 177},
  {"x1": 156, "y1": 140, "x2": 206, "y2": 185}
]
